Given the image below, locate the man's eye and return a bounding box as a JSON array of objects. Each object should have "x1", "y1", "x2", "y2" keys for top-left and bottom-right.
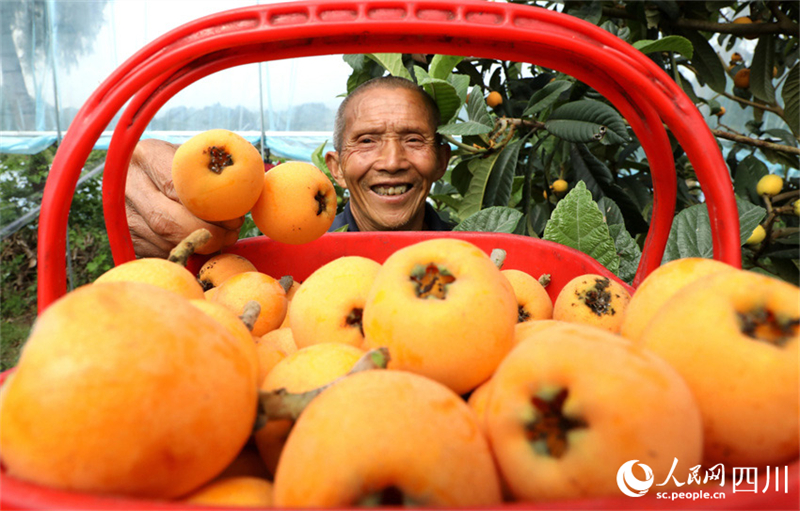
[{"x1": 358, "y1": 137, "x2": 376, "y2": 144}]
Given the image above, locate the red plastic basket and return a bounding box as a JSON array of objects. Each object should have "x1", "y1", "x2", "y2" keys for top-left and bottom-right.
[{"x1": 7, "y1": 0, "x2": 794, "y2": 509}]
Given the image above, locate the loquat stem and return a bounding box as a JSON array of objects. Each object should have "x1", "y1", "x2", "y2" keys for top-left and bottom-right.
[
  {"x1": 239, "y1": 301, "x2": 261, "y2": 332},
  {"x1": 168, "y1": 229, "x2": 212, "y2": 266},
  {"x1": 278, "y1": 275, "x2": 294, "y2": 294},
  {"x1": 491, "y1": 248, "x2": 507, "y2": 269},
  {"x1": 254, "y1": 347, "x2": 391, "y2": 429}
]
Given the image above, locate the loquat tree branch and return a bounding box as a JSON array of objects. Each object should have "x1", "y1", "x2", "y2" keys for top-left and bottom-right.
[{"x1": 601, "y1": 7, "x2": 799, "y2": 37}]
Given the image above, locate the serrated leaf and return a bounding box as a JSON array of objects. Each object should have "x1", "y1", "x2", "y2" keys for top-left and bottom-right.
[
  {"x1": 365, "y1": 53, "x2": 412, "y2": 80},
  {"x1": 633, "y1": 35, "x2": 693, "y2": 59},
  {"x1": 459, "y1": 153, "x2": 501, "y2": 221},
  {"x1": 429, "y1": 54, "x2": 464, "y2": 81},
  {"x1": 662, "y1": 198, "x2": 766, "y2": 262},
  {"x1": 467, "y1": 86, "x2": 493, "y2": 127},
  {"x1": 737, "y1": 198, "x2": 768, "y2": 245},
  {"x1": 570, "y1": 143, "x2": 614, "y2": 201},
  {"x1": 677, "y1": 29, "x2": 727, "y2": 94},
  {"x1": 597, "y1": 196, "x2": 625, "y2": 226},
  {"x1": 782, "y1": 64, "x2": 799, "y2": 137},
  {"x1": 449, "y1": 74, "x2": 471, "y2": 105},
  {"x1": 565, "y1": 0, "x2": 602, "y2": 25},
  {"x1": 734, "y1": 155, "x2": 768, "y2": 204},
  {"x1": 416, "y1": 66, "x2": 462, "y2": 124},
  {"x1": 454, "y1": 206, "x2": 523, "y2": 233},
  {"x1": 543, "y1": 181, "x2": 620, "y2": 274},
  {"x1": 437, "y1": 121, "x2": 494, "y2": 136},
  {"x1": 608, "y1": 223, "x2": 641, "y2": 284},
  {"x1": 523, "y1": 80, "x2": 572, "y2": 117},
  {"x1": 751, "y1": 35, "x2": 776, "y2": 104},
  {"x1": 546, "y1": 100, "x2": 629, "y2": 145},
  {"x1": 485, "y1": 138, "x2": 525, "y2": 208}
]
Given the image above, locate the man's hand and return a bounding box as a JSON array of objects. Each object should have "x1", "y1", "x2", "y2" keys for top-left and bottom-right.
[{"x1": 125, "y1": 138, "x2": 244, "y2": 258}]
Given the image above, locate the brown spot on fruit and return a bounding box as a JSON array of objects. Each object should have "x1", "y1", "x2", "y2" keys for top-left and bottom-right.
[{"x1": 582, "y1": 277, "x2": 614, "y2": 316}]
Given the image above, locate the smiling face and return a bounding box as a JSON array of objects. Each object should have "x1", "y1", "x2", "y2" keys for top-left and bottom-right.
[{"x1": 325, "y1": 86, "x2": 450, "y2": 232}]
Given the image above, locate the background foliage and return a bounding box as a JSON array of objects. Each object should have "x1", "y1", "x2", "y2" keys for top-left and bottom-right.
[{"x1": 2, "y1": 0, "x2": 799, "y2": 370}]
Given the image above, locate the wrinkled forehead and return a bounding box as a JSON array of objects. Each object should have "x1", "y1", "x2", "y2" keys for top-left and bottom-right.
[{"x1": 344, "y1": 86, "x2": 438, "y2": 131}]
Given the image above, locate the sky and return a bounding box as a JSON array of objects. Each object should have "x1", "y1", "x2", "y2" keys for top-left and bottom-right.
[{"x1": 56, "y1": 0, "x2": 354, "y2": 116}]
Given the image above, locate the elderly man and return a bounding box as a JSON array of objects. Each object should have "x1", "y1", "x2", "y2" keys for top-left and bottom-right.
[{"x1": 125, "y1": 76, "x2": 452, "y2": 258}]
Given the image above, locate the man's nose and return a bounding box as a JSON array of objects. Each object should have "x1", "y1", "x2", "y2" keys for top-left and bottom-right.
[{"x1": 376, "y1": 137, "x2": 408, "y2": 171}]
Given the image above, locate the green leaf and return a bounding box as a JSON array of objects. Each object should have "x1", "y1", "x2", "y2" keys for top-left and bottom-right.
[
  {"x1": 737, "y1": 198, "x2": 768, "y2": 246},
  {"x1": 454, "y1": 206, "x2": 523, "y2": 233},
  {"x1": 459, "y1": 153, "x2": 501, "y2": 221},
  {"x1": 608, "y1": 223, "x2": 642, "y2": 284},
  {"x1": 733, "y1": 155, "x2": 768, "y2": 204},
  {"x1": 437, "y1": 121, "x2": 493, "y2": 136},
  {"x1": 311, "y1": 140, "x2": 333, "y2": 180},
  {"x1": 565, "y1": 0, "x2": 602, "y2": 25},
  {"x1": 343, "y1": 54, "x2": 366, "y2": 71},
  {"x1": 751, "y1": 35, "x2": 776, "y2": 104},
  {"x1": 633, "y1": 35, "x2": 693, "y2": 59},
  {"x1": 448, "y1": 74, "x2": 471, "y2": 105},
  {"x1": 429, "y1": 55, "x2": 464, "y2": 81},
  {"x1": 545, "y1": 100, "x2": 629, "y2": 145},
  {"x1": 677, "y1": 29, "x2": 727, "y2": 94},
  {"x1": 597, "y1": 196, "x2": 625, "y2": 226},
  {"x1": 523, "y1": 80, "x2": 572, "y2": 117},
  {"x1": 543, "y1": 181, "x2": 620, "y2": 274},
  {"x1": 782, "y1": 64, "x2": 800, "y2": 138},
  {"x1": 365, "y1": 53, "x2": 412, "y2": 80},
  {"x1": 429, "y1": 194, "x2": 461, "y2": 212},
  {"x1": 415, "y1": 66, "x2": 462, "y2": 124},
  {"x1": 662, "y1": 198, "x2": 767, "y2": 262},
  {"x1": 467, "y1": 86, "x2": 494, "y2": 127},
  {"x1": 485, "y1": 138, "x2": 525, "y2": 208}
]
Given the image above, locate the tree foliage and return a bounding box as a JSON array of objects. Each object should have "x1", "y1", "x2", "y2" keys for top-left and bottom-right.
[{"x1": 326, "y1": 0, "x2": 799, "y2": 285}]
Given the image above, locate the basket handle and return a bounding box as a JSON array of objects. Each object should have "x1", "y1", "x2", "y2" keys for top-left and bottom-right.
[{"x1": 37, "y1": 0, "x2": 741, "y2": 312}]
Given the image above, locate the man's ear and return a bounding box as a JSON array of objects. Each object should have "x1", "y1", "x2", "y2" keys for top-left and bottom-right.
[
  {"x1": 325, "y1": 151, "x2": 348, "y2": 188},
  {"x1": 434, "y1": 142, "x2": 451, "y2": 181}
]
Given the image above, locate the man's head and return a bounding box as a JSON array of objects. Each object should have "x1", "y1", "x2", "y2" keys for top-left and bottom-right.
[{"x1": 326, "y1": 77, "x2": 450, "y2": 232}]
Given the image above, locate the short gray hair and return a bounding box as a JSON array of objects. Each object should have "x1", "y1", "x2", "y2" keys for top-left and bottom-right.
[{"x1": 332, "y1": 76, "x2": 442, "y2": 152}]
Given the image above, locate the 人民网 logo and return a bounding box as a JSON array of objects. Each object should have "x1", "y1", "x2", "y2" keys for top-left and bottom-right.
[{"x1": 617, "y1": 460, "x2": 655, "y2": 497}]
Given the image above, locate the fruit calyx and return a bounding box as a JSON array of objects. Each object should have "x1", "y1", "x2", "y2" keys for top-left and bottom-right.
[
  {"x1": 737, "y1": 308, "x2": 799, "y2": 348},
  {"x1": 206, "y1": 145, "x2": 234, "y2": 174},
  {"x1": 315, "y1": 190, "x2": 328, "y2": 215},
  {"x1": 518, "y1": 305, "x2": 531, "y2": 323},
  {"x1": 526, "y1": 387, "x2": 587, "y2": 459},
  {"x1": 255, "y1": 347, "x2": 391, "y2": 429},
  {"x1": 581, "y1": 277, "x2": 615, "y2": 316},
  {"x1": 345, "y1": 308, "x2": 364, "y2": 337},
  {"x1": 357, "y1": 486, "x2": 417, "y2": 507},
  {"x1": 410, "y1": 263, "x2": 455, "y2": 299}
]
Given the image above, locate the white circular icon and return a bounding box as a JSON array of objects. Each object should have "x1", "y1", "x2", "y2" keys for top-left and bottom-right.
[{"x1": 616, "y1": 460, "x2": 654, "y2": 497}]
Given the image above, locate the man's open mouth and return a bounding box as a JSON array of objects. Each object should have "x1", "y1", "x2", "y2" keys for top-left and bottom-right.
[{"x1": 372, "y1": 184, "x2": 412, "y2": 196}]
